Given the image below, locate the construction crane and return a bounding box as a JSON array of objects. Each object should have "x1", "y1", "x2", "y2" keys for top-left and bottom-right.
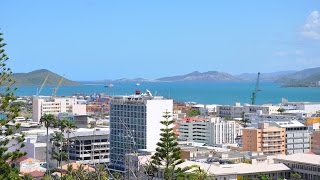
[
  {"x1": 251, "y1": 72, "x2": 261, "y2": 105},
  {"x1": 53, "y1": 76, "x2": 64, "y2": 97},
  {"x1": 36, "y1": 74, "x2": 49, "y2": 96}
]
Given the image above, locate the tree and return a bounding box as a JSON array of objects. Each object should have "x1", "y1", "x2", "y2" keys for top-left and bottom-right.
[
  {"x1": 59, "y1": 118, "x2": 76, "y2": 165},
  {"x1": 40, "y1": 113, "x2": 57, "y2": 172},
  {"x1": 50, "y1": 131, "x2": 67, "y2": 169},
  {"x1": 291, "y1": 172, "x2": 301, "y2": 180},
  {"x1": 186, "y1": 166, "x2": 214, "y2": 180},
  {"x1": 258, "y1": 174, "x2": 270, "y2": 180},
  {"x1": 0, "y1": 32, "x2": 26, "y2": 179},
  {"x1": 151, "y1": 110, "x2": 191, "y2": 180},
  {"x1": 277, "y1": 108, "x2": 285, "y2": 114},
  {"x1": 187, "y1": 109, "x2": 200, "y2": 117}
]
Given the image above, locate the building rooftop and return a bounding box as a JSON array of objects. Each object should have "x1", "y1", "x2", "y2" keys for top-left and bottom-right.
[
  {"x1": 274, "y1": 153, "x2": 320, "y2": 166},
  {"x1": 272, "y1": 120, "x2": 305, "y2": 128},
  {"x1": 179, "y1": 161, "x2": 290, "y2": 176},
  {"x1": 68, "y1": 128, "x2": 109, "y2": 137}
]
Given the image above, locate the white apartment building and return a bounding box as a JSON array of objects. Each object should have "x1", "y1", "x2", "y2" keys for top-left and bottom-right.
[
  {"x1": 179, "y1": 117, "x2": 237, "y2": 145},
  {"x1": 32, "y1": 96, "x2": 86, "y2": 123},
  {"x1": 272, "y1": 120, "x2": 310, "y2": 154},
  {"x1": 109, "y1": 92, "x2": 173, "y2": 172}
]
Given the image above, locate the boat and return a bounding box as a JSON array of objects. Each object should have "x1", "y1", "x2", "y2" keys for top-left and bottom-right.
[
  {"x1": 136, "y1": 83, "x2": 140, "y2": 86},
  {"x1": 104, "y1": 84, "x2": 114, "y2": 88}
]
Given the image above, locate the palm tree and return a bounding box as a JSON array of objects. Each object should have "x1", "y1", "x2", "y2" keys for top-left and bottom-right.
[
  {"x1": 60, "y1": 118, "x2": 77, "y2": 164},
  {"x1": 50, "y1": 131, "x2": 65, "y2": 148},
  {"x1": 40, "y1": 114, "x2": 57, "y2": 173},
  {"x1": 51, "y1": 151, "x2": 68, "y2": 168}
]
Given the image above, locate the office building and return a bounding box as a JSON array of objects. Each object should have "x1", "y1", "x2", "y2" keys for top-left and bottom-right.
[{"x1": 109, "y1": 92, "x2": 173, "y2": 171}]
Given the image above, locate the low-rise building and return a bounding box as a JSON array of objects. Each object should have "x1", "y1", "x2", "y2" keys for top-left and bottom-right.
[
  {"x1": 274, "y1": 153, "x2": 320, "y2": 180},
  {"x1": 218, "y1": 103, "x2": 280, "y2": 119},
  {"x1": 125, "y1": 153, "x2": 291, "y2": 180}
]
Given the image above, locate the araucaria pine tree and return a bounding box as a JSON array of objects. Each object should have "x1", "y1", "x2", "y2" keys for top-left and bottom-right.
[
  {"x1": 151, "y1": 110, "x2": 189, "y2": 180},
  {"x1": 0, "y1": 32, "x2": 26, "y2": 179}
]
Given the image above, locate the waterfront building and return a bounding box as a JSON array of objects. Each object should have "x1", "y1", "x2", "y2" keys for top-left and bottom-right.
[
  {"x1": 217, "y1": 103, "x2": 280, "y2": 119},
  {"x1": 281, "y1": 101, "x2": 320, "y2": 115},
  {"x1": 311, "y1": 130, "x2": 320, "y2": 155},
  {"x1": 242, "y1": 123, "x2": 286, "y2": 155},
  {"x1": 178, "y1": 117, "x2": 237, "y2": 145},
  {"x1": 109, "y1": 92, "x2": 173, "y2": 172},
  {"x1": 272, "y1": 120, "x2": 310, "y2": 154},
  {"x1": 274, "y1": 153, "x2": 320, "y2": 180},
  {"x1": 32, "y1": 96, "x2": 86, "y2": 123}
]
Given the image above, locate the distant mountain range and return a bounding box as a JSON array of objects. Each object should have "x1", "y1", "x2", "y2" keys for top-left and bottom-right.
[
  {"x1": 236, "y1": 71, "x2": 297, "y2": 82},
  {"x1": 13, "y1": 69, "x2": 80, "y2": 86},
  {"x1": 157, "y1": 71, "x2": 241, "y2": 82},
  {"x1": 12, "y1": 67, "x2": 320, "y2": 87},
  {"x1": 275, "y1": 67, "x2": 320, "y2": 87}
]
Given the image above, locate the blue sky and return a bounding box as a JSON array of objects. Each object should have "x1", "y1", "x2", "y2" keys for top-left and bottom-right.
[{"x1": 2, "y1": 1, "x2": 320, "y2": 80}]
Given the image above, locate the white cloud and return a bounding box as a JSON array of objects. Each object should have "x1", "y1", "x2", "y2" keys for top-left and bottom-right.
[{"x1": 301, "y1": 10, "x2": 320, "y2": 40}]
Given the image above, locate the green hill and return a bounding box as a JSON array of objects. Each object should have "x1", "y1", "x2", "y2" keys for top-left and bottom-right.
[
  {"x1": 276, "y1": 67, "x2": 320, "y2": 87},
  {"x1": 12, "y1": 69, "x2": 80, "y2": 86}
]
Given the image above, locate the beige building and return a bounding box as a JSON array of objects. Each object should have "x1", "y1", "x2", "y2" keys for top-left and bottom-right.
[
  {"x1": 242, "y1": 123, "x2": 286, "y2": 155},
  {"x1": 311, "y1": 130, "x2": 320, "y2": 155},
  {"x1": 32, "y1": 96, "x2": 86, "y2": 123}
]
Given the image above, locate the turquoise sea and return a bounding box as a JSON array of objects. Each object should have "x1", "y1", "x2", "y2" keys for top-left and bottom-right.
[{"x1": 14, "y1": 82, "x2": 320, "y2": 105}]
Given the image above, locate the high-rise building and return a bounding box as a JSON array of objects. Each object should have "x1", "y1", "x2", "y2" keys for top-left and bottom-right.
[
  {"x1": 178, "y1": 117, "x2": 237, "y2": 145},
  {"x1": 109, "y1": 92, "x2": 173, "y2": 172},
  {"x1": 32, "y1": 96, "x2": 86, "y2": 123},
  {"x1": 242, "y1": 123, "x2": 286, "y2": 155}
]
